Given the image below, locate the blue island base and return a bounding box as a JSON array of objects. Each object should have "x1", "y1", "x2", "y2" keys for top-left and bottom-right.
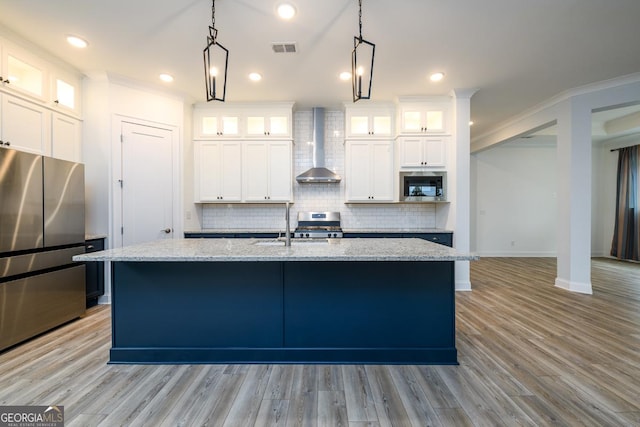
[{"x1": 110, "y1": 261, "x2": 457, "y2": 365}]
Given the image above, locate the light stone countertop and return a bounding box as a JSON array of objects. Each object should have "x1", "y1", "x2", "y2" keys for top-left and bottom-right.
[
  {"x1": 184, "y1": 229, "x2": 452, "y2": 234},
  {"x1": 73, "y1": 238, "x2": 478, "y2": 262}
]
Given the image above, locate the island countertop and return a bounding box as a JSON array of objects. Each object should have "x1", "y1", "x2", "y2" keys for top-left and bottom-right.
[{"x1": 73, "y1": 238, "x2": 478, "y2": 263}]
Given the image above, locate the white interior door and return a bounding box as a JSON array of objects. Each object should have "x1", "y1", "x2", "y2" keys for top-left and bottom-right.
[{"x1": 121, "y1": 122, "x2": 173, "y2": 246}]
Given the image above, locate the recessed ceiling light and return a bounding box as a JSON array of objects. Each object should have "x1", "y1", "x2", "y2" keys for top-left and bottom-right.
[
  {"x1": 277, "y1": 3, "x2": 296, "y2": 20},
  {"x1": 339, "y1": 71, "x2": 351, "y2": 81},
  {"x1": 249, "y1": 72, "x2": 262, "y2": 81},
  {"x1": 430, "y1": 72, "x2": 445, "y2": 82},
  {"x1": 66, "y1": 35, "x2": 88, "y2": 48},
  {"x1": 159, "y1": 73, "x2": 174, "y2": 83}
]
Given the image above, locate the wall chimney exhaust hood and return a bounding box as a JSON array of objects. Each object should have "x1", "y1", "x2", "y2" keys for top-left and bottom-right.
[{"x1": 296, "y1": 107, "x2": 342, "y2": 183}]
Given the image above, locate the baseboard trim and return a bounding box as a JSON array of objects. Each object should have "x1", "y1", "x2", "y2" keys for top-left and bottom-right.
[{"x1": 555, "y1": 277, "x2": 593, "y2": 295}]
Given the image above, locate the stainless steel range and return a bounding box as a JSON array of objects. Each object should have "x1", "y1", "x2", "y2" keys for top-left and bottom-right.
[{"x1": 294, "y1": 212, "x2": 343, "y2": 239}]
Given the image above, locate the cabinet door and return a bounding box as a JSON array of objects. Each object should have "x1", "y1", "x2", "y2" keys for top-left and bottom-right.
[
  {"x1": 246, "y1": 114, "x2": 290, "y2": 137},
  {"x1": 51, "y1": 113, "x2": 81, "y2": 162},
  {"x1": 400, "y1": 106, "x2": 447, "y2": 134},
  {"x1": 399, "y1": 137, "x2": 424, "y2": 167},
  {"x1": 346, "y1": 111, "x2": 392, "y2": 137},
  {"x1": 195, "y1": 142, "x2": 222, "y2": 201},
  {"x1": 370, "y1": 142, "x2": 393, "y2": 200},
  {"x1": 372, "y1": 115, "x2": 392, "y2": 136},
  {"x1": 424, "y1": 138, "x2": 445, "y2": 167},
  {"x1": 243, "y1": 141, "x2": 269, "y2": 201},
  {"x1": 401, "y1": 109, "x2": 423, "y2": 133},
  {"x1": 348, "y1": 114, "x2": 370, "y2": 136},
  {"x1": 246, "y1": 115, "x2": 266, "y2": 136},
  {"x1": 220, "y1": 142, "x2": 242, "y2": 200},
  {"x1": 1, "y1": 94, "x2": 49, "y2": 155},
  {"x1": 195, "y1": 111, "x2": 240, "y2": 138},
  {"x1": 268, "y1": 115, "x2": 289, "y2": 136},
  {"x1": 195, "y1": 141, "x2": 242, "y2": 202},
  {"x1": 267, "y1": 141, "x2": 292, "y2": 201},
  {"x1": 52, "y1": 71, "x2": 82, "y2": 115},
  {"x1": 346, "y1": 142, "x2": 372, "y2": 201},
  {"x1": 2, "y1": 46, "x2": 48, "y2": 101}
]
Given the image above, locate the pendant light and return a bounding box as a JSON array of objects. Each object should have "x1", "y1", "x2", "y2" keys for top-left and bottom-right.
[
  {"x1": 203, "y1": 0, "x2": 229, "y2": 102},
  {"x1": 351, "y1": 0, "x2": 375, "y2": 102}
]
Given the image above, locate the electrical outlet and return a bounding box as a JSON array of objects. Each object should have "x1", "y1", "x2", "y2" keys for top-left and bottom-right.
[
  {"x1": 186, "y1": 211, "x2": 192, "y2": 220},
  {"x1": 511, "y1": 240, "x2": 516, "y2": 247}
]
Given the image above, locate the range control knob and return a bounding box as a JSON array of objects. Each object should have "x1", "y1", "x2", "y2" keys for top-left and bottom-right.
[{"x1": 305, "y1": 233, "x2": 310, "y2": 238}]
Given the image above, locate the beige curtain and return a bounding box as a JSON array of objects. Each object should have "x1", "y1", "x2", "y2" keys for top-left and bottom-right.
[{"x1": 611, "y1": 145, "x2": 640, "y2": 261}]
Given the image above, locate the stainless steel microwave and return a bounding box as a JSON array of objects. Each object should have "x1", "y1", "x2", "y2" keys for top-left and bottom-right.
[{"x1": 400, "y1": 172, "x2": 446, "y2": 202}]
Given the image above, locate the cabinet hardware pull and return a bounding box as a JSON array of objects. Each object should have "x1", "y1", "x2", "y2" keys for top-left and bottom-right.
[{"x1": 162, "y1": 228, "x2": 172, "y2": 234}]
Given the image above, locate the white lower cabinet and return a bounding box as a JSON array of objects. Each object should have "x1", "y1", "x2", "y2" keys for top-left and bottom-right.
[
  {"x1": 398, "y1": 136, "x2": 446, "y2": 169},
  {"x1": 345, "y1": 140, "x2": 394, "y2": 202},
  {"x1": 51, "y1": 112, "x2": 81, "y2": 162},
  {"x1": 194, "y1": 141, "x2": 242, "y2": 202},
  {"x1": 243, "y1": 140, "x2": 292, "y2": 202},
  {"x1": 0, "y1": 93, "x2": 50, "y2": 155}
]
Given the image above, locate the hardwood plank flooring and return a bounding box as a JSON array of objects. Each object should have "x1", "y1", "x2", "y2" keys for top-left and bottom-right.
[{"x1": 1, "y1": 257, "x2": 639, "y2": 426}]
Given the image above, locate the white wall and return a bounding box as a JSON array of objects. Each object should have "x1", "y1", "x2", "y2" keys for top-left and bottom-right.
[
  {"x1": 471, "y1": 138, "x2": 557, "y2": 256},
  {"x1": 472, "y1": 132, "x2": 640, "y2": 258},
  {"x1": 197, "y1": 110, "x2": 439, "y2": 232}
]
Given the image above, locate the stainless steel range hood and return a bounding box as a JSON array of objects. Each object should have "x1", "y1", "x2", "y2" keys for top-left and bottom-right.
[{"x1": 296, "y1": 107, "x2": 342, "y2": 183}]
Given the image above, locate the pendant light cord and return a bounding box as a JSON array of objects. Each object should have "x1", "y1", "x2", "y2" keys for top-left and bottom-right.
[
  {"x1": 211, "y1": 0, "x2": 217, "y2": 42},
  {"x1": 358, "y1": 0, "x2": 363, "y2": 40}
]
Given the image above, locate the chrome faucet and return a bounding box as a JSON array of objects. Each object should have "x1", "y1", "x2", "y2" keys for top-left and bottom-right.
[{"x1": 285, "y1": 202, "x2": 291, "y2": 247}]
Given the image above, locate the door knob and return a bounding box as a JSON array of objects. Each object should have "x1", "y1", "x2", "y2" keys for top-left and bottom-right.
[{"x1": 162, "y1": 228, "x2": 172, "y2": 234}]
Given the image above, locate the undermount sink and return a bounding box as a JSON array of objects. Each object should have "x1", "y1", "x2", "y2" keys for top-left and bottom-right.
[{"x1": 253, "y1": 239, "x2": 338, "y2": 246}]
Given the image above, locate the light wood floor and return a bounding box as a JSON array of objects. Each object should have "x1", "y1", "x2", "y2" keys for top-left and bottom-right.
[{"x1": 1, "y1": 258, "x2": 639, "y2": 426}]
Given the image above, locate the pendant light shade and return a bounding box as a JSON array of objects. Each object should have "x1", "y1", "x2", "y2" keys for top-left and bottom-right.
[
  {"x1": 204, "y1": 0, "x2": 229, "y2": 102},
  {"x1": 352, "y1": 0, "x2": 375, "y2": 102}
]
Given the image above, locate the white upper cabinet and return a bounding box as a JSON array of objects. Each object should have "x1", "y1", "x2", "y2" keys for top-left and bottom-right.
[
  {"x1": 51, "y1": 68, "x2": 82, "y2": 116},
  {"x1": 194, "y1": 140, "x2": 242, "y2": 202},
  {"x1": 0, "y1": 93, "x2": 50, "y2": 155},
  {"x1": 398, "y1": 136, "x2": 447, "y2": 169},
  {"x1": 243, "y1": 140, "x2": 292, "y2": 202},
  {"x1": 344, "y1": 103, "x2": 394, "y2": 138},
  {"x1": 345, "y1": 140, "x2": 394, "y2": 202},
  {"x1": 194, "y1": 102, "x2": 293, "y2": 139},
  {"x1": 51, "y1": 112, "x2": 81, "y2": 162},
  {"x1": 398, "y1": 101, "x2": 450, "y2": 135},
  {"x1": 245, "y1": 110, "x2": 291, "y2": 138},
  {"x1": 1, "y1": 42, "x2": 48, "y2": 102},
  {"x1": 194, "y1": 108, "x2": 241, "y2": 138}
]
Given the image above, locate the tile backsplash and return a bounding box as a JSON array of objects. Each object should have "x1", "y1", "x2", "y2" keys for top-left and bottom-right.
[{"x1": 201, "y1": 110, "x2": 437, "y2": 231}]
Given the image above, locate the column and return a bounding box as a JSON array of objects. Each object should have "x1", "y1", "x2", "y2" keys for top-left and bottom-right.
[
  {"x1": 451, "y1": 89, "x2": 477, "y2": 291},
  {"x1": 555, "y1": 98, "x2": 593, "y2": 294}
]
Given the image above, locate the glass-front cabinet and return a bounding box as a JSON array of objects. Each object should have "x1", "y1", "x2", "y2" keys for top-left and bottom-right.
[
  {"x1": 345, "y1": 103, "x2": 394, "y2": 138},
  {"x1": 245, "y1": 112, "x2": 290, "y2": 138},
  {"x1": 2, "y1": 44, "x2": 48, "y2": 102},
  {"x1": 398, "y1": 101, "x2": 450, "y2": 134},
  {"x1": 194, "y1": 108, "x2": 241, "y2": 138}
]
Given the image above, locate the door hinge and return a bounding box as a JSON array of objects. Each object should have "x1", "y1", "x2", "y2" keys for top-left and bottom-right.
[
  {"x1": 121, "y1": 226, "x2": 124, "y2": 235},
  {"x1": 118, "y1": 179, "x2": 123, "y2": 188},
  {"x1": 120, "y1": 134, "x2": 124, "y2": 143}
]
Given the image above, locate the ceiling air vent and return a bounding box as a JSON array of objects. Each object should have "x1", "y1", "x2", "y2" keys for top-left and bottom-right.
[{"x1": 272, "y1": 42, "x2": 297, "y2": 53}]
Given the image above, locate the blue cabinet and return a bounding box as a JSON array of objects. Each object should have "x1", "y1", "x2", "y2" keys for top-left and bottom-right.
[
  {"x1": 85, "y1": 238, "x2": 105, "y2": 307},
  {"x1": 342, "y1": 232, "x2": 452, "y2": 247}
]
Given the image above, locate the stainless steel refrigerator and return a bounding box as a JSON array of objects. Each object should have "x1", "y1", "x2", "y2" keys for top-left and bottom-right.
[{"x1": 1, "y1": 147, "x2": 86, "y2": 351}]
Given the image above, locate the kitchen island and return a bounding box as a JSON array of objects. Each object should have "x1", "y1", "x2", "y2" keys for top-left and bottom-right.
[{"x1": 74, "y1": 238, "x2": 477, "y2": 365}]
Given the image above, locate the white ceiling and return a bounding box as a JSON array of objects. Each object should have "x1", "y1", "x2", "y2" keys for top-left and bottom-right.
[{"x1": 1, "y1": 0, "x2": 640, "y2": 139}]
